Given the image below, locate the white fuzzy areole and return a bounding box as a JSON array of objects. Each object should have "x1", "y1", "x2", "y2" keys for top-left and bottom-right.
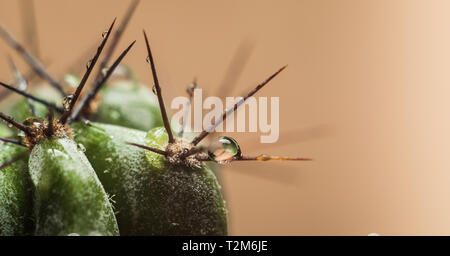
[{"x1": 165, "y1": 137, "x2": 202, "y2": 168}]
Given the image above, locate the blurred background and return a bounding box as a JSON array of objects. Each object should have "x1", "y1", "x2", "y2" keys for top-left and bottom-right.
[{"x1": 2, "y1": 0, "x2": 450, "y2": 235}]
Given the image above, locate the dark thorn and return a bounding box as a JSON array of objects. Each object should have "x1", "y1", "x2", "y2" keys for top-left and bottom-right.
[
  {"x1": 19, "y1": 58, "x2": 51, "y2": 86},
  {"x1": 0, "y1": 151, "x2": 28, "y2": 171},
  {"x1": 195, "y1": 155, "x2": 210, "y2": 161},
  {"x1": 0, "y1": 55, "x2": 50, "y2": 103},
  {"x1": 0, "y1": 137, "x2": 26, "y2": 147},
  {"x1": 0, "y1": 24, "x2": 65, "y2": 96},
  {"x1": 191, "y1": 65, "x2": 287, "y2": 145},
  {"x1": 180, "y1": 146, "x2": 205, "y2": 159},
  {"x1": 179, "y1": 79, "x2": 196, "y2": 138},
  {"x1": 0, "y1": 82, "x2": 64, "y2": 113},
  {"x1": 70, "y1": 40, "x2": 136, "y2": 122},
  {"x1": 8, "y1": 56, "x2": 37, "y2": 116},
  {"x1": 45, "y1": 107, "x2": 54, "y2": 137},
  {"x1": 195, "y1": 154, "x2": 312, "y2": 162},
  {"x1": 126, "y1": 142, "x2": 168, "y2": 156},
  {"x1": 143, "y1": 30, "x2": 174, "y2": 143},
  {"x1": 93, "y1": 0, "x2": 140, "y2": 83},
  {"x1": 0, "y1": 112, "x2": 31, "y2": 135},
  {"x1": 59, "y1": 18, "x2": 116, "y2": 124},
  {"x1": 3, "y1": 59, "x2": 50, "y2": 98},
  {"x1": 235, "y1": 155, "x2": 312, "y2": 161}
]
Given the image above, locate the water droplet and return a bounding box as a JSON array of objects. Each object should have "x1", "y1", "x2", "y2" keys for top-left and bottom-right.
[
  {"x1": 186, "y1": 82, "x2": 197, "y2": 95},
  {"x1": 102, "y1": 29, "x2": 109, "y2": 38},
  {"x1": 77, "y1": 143, "x2": 86, "y2": 153},
  {"x1": 63, "y1": 95, "x2": 74, "y2": 110},
  {"x1": 208, "y1": 136, "x2": 241, "y2": 163},
  {"x1": 17, "y1": 81, "x2": 27, "y2": 91},
  {"x1": 7, "y1": 123, "x2": 13, "y2": 128},
  {"x1": 101, "y1": 67, "x2": 109, "y2": 76},
  {"x1": 23, "y1": 117, "x2": 41, "y2": 127},
  {"x1": 152, "y1": 85, "x2": 157, "y2": 95},
  {"x1": 146, "y1": 56, "x2": 151, "y2": 63},
  {"x1": 86, "y1": 59, "x2": 92, "y2": 70},
  {"x1": 17, "y1": 131, "x2": 25, "y2": 138}
]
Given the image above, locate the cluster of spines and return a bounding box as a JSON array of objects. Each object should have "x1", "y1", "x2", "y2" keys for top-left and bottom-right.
[
  {"x1": 0, "y1": 0, "x2": 141, "y2": 168},
  {"x1": 127, "y1": 31, "x2": 311, "y2": 163},
  {"x1": 0, "y1": 0, "x2": 311, "y2": 169}
]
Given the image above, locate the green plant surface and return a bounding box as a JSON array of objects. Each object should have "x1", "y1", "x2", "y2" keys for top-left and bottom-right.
[
  {"x1": 0, "y1": 124, "x2": 13, "y2": 137},
  {"x1": 0, "y1": 143, "x2": 32, "y2": 236},
  {"x1": 93, "y1": 81, "x2": 163, "y2": 131},
  {"x1": 72, "y1": 122, "x2": 227, "y2": 235},
  {"x1": 28, "y1": 137, "x2": 119, "y2": 236}
]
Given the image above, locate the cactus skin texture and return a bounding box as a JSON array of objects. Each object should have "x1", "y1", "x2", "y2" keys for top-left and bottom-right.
[
  {"x1": 92, "y1": 81, "x2": 163, "y2": 131},
  {"x1": 144, "y1": 127, "x2": 228, "y2": 235},
  {"x1": 0, "y1": 144, "x2": 32, "y2": 236},
  {"x1": 0, "y1": 124, "x2": 13, "y2": 138},
  {"x1": 72, "y1": 123, "x2": 227, "y2": 235},
  {"x1": 28, "y1": 137, "x2": 119, "y2": 236},
  {"x1": 72, "y1": 122, "x2": 149, "y2": 235}
]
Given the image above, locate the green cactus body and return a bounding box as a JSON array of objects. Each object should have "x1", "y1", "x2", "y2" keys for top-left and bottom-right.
[
  {"x1": 28, "y1": 137, "x2": 119, "y2": 236},
  {"x1": 72, "y1": 121, "x2": 149, "y2": 235},
  {"x1": 0, "y1": 144, "x2": 32, "y2": 236},
  {"x1": 144, "y1": 127, "x2": 228, "y2": 235},
  {"x1": 72, "y1": 122, "x2": 227, "y2": 235},
  {"x1": 93, "y1": 81, "x2": 163, "y2": 131},
  {"x1": 0, "y1": 124, "x2": 13, "y2": 138}
]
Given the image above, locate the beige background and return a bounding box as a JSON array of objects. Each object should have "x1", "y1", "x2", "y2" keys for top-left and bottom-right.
[{"x1": 1, "y1": 0, "x2": 450, "y2": 235}]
